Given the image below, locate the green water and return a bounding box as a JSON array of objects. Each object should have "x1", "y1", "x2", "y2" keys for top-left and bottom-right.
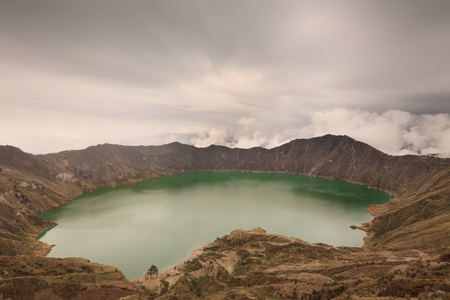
[{"x1": 38, "y1": 172, "x2": 390, "y2": 279}]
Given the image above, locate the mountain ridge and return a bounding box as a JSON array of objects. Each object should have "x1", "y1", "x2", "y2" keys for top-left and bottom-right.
[{"x1": 0, "y1": 134, "x2": 449, "y2": 299}]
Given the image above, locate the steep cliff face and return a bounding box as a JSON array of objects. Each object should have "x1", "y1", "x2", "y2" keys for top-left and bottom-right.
[{"x1": 0, "y1": 135, "x2": 449, "y2": 299}]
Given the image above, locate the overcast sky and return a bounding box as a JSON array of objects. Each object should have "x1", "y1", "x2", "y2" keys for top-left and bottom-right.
[{"x1": 1, "y1": 0, "x2": 449, "y2": 155}]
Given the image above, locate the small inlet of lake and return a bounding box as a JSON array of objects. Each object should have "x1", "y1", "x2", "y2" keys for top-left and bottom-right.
[{"x1": 38, "y1": 172, "x2": 390, "y2": 279}]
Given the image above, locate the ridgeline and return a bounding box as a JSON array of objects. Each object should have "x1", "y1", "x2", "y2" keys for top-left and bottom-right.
[{"x1": 0, "y1": 135, "x2": 449, "y2": 299}]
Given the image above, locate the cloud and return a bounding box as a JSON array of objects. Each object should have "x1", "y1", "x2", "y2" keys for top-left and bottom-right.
[
  {"x1": 191, "y1": 109, "x2": 450, "y2": 156},
  {"x1": 1, "y1": 1, "x2": 449, "y2": 154},
  {"x1": 236, "y1": 117, "x2": 256, "y2": 128},
  {"x1": 190, "y1": 127, "x2": 228, "y2": 148},
  {"x1": 191, "y1": 117, "x2": 289, "y2": 149},
  {"x1": 300, "y1": 109, "x2": 450, "y2": 155}
]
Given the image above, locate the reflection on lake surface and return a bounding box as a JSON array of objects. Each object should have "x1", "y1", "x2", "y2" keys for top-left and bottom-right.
[{"x1": 38, "y1": 172, "x2": 390, "y2": 279}]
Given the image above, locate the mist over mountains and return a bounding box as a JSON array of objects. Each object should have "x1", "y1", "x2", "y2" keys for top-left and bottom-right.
[
  {"x1": 1, "y1": 0, "x2": 449, "y2": 156},
  {"x1": 191, "y1": 109, "x2": 450, "y2": 156},
  {"x1": 1, "y1": 1, "x2": 449, "y2": 296}
]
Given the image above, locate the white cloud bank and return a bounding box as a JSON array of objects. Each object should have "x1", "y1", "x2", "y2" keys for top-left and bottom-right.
[
  {"x1": 191, "y1": 117, "x2": 287, "y2": 150},
  {"x1": 191, "y1": 109, "x2": 450, "y2": 156}
]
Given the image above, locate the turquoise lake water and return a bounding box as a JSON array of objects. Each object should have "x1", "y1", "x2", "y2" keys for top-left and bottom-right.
[{"x1": 38, "y1": 172, "x2": 390, "y2": 279}]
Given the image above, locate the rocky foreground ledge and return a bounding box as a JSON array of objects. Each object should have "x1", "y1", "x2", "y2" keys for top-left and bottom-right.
[
  {"x1": 0, "y1": 256, "x2": 135, "y2": 299},
  {"x1": 0, "y1": 227, "x2": 448, "y2": 299},
  {"x1": 130, "y1": 228, "x2": 449, "y2": 299}
]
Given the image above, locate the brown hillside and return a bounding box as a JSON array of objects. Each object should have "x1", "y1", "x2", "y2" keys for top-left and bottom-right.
[{"x1": 0, "y1": 135, "x2": 449, "y2": 299}]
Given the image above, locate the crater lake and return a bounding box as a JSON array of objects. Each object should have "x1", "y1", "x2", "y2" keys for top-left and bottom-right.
[{"x1": 38, "y1": 172, "x2": 390, "y2": 279}]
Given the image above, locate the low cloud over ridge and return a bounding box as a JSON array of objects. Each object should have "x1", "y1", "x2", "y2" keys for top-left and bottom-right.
[
  {"x1": 192, "y1": 109, "x2": 450, "y2": 156},
  {"x1": 1, "y1": 1, "x2": 449, "y2": 155}
]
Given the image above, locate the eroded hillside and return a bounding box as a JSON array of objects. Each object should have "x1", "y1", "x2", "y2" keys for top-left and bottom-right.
[
  {"x1": 133, "y1": 228, "x2": 450, "y2": 299},
  {"x1": 0, "y1": 135, "x2": 449, "y2": 299}
]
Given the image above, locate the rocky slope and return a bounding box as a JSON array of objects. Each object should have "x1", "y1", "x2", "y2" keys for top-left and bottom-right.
[
  {"x1": 0, "y1": 134, "x2": 449, "y2": 299},
  {"x1": 134, "y1": 228, "x2": 449, "y2": 299},
  {"x1": 0, "y1": 256, "x2": 135, "y2": 299}
]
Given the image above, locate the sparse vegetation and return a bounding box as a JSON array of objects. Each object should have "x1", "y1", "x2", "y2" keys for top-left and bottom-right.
[
  {"x1": 183, "y1": 258, "x2": 202, "y2": 273},
  {"x1": 147, "y1": 264, "x2": 158, "y2": 278},
  {"x1": 0, "y1": 135, "x2": 449, "y2": 299}
]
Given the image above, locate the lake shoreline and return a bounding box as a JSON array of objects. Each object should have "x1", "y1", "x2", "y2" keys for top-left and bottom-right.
[{"x1": 38, "y1": 171, "x2": 390, "y2": 279}]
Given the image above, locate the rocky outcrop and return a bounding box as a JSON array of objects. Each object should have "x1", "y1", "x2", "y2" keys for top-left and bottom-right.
[
  {"x1": 134, "y1": 228, "x2": 450, "y2": 299},
  {"x1": 0, "y1": 134, "x2": 449, "y2": 299}
]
